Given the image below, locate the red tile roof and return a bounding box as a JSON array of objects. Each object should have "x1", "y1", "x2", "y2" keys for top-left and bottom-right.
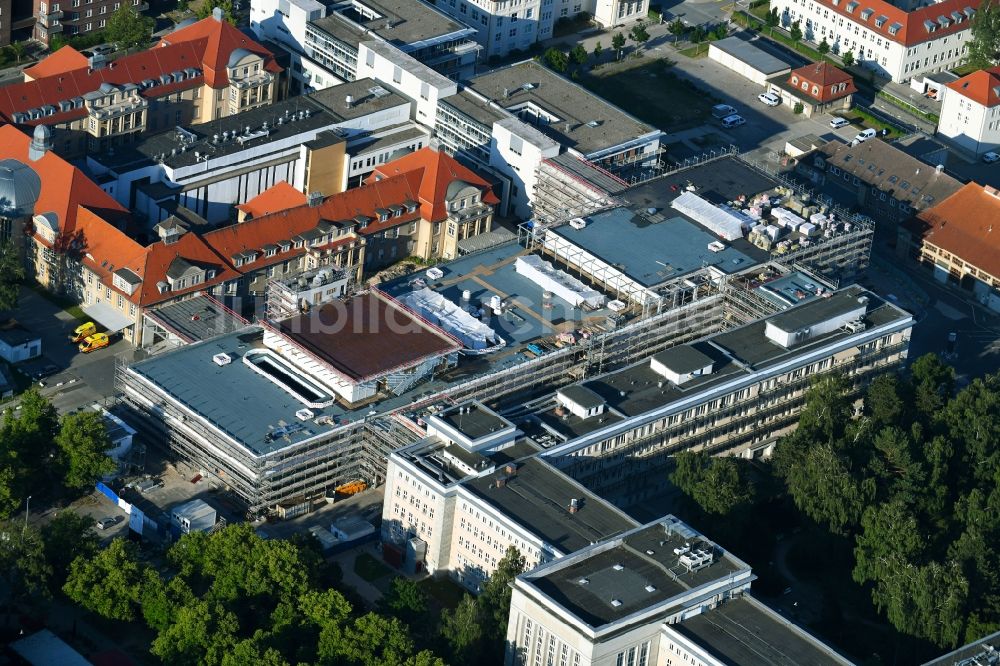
[
  {"x1": 23, "y1": 46, "x2": 89, "y2": 80},
  {"x1": 802, "y1": 0, "x2": 980, "y2": 47},
  {"x1": 0, "y1": 125, "x2": 127, "y2": 236},
  {"x1": 235, "y1": 180, "x2": 307, "y2": 219},
  {"x1": 0, "y1": 16, "x2": 279, "y2": 123},
  {"x1": 121, "y1": 232, "x2": 239, "y2": 306},
  {"x1": 946, "y1": 67, "x2": 1000, "y2": 107},
  {"x1": 369, "y1": 147, "x2": 499, "y2": 221},
  {"x1": 788, "y1": 62, "x2": 857, "y2": 103},
  {"x1": 156, "y1": 15, "x2": 281, "y2": 87},
  {"x1": 911, "y1": 182, "x2": 1000, "y2": 278}
]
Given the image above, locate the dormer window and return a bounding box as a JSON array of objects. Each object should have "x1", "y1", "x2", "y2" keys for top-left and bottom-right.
[
  {"x1": 791, "y1": 75, "x2": 799, "y2": 85},
  {"x1": 860, "y1": 8, "x2": 873, "y2": 20},
  {"x1": 924, "y1": 19, "x2": 936, "y2": 32},
  {"x1": 888, "y1": 21, "x2": 902, "y2": 35},
  {"x1": 874, "y1": 14, "x2": 887, "y2": 27},
  {"x1": 846, "y1": 1, "x2": 858, "y2": 13},
  {"x1": 232, "y1": 256, "x2": 244, "y2": 267}
]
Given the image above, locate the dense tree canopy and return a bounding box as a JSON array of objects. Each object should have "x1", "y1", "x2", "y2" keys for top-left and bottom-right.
[
  {"x1": 671, "y1": 450, "x2": 754, "y2": 515},
  {"x1": 772, "y1": 357, "x2": 1000, "y2": 647},
  {"x1": 968, "y1": 0, "x2": 1000, "y2": 68},
  {"x1": 105, "y1": 4, "x2": 154, "y2": 49}
]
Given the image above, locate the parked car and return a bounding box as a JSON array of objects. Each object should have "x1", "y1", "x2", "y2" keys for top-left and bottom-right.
[
  {"x1": 79, "y1": 332, "x2": 109, "y2": 353},
  {"x1": 983, "y1": 151, "x2": 1000, "y2": 164},
  {"x1": 96, "y1": 515, "x2": 124, "y2": 530},
  {"x1": 854, "y1": 128, "x2": 878, "y2": 143},
  {"x1": 758, "y1": 92, "x2": 780, "y2": 107},
  {"x1": 721, "y1": 114, "x2": 746, "y2": 128},
  {"x1": 829, "y1": 117, "x2": 851, "y2": 129},
  {"x1": 711, "y1": 103, "x2": 738, "y2": 119}
]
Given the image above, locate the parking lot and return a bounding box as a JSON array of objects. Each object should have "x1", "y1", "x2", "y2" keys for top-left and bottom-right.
[{"x1": 5, "y1": 287, "x2": 132, "y2": 414}]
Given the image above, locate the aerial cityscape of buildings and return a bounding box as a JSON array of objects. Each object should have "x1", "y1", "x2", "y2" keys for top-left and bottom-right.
[{"x1": 4, "y1": 0, "x2": 1000, "y2": 662}]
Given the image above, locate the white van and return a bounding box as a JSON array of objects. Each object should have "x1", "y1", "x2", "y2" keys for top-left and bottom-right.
[{"x1": 854, "y1": 128, "x2": 877, "y2": 143}]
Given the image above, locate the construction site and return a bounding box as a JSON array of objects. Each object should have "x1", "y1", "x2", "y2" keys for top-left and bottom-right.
[{"x1": 116, "y1": 150, "x2": 879, "y2": 518}]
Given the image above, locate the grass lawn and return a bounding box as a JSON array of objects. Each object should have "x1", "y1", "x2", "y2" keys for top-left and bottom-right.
[
  {"x1": 678, "y1": 42, "x2": 710, "y2": 58},
  {"x1": 418, "y1": 577, "x2": 467, "y2": 610},
  {"x1": 353, "y1": 553, "x2": 392, "y2": 583},
  {"x1": 842, "y1": 107, "x2": 906, "y2": 138},
  {"x1": 579, "y1": 58, "x2": 717, "y2": 131}
]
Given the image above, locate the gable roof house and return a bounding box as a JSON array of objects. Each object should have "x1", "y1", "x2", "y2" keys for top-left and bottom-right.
[
  {"x1": 0, "y1": 11, "x2": 282, "y2": 159},
  {"x1": 937, "y1": 66, "x2": 1000, "y2": 157},
  {"x1": 769, "y1": 62, "x2": 857, "y2": 117}
]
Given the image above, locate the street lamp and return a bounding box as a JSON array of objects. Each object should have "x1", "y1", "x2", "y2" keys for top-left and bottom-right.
[{"x1": 23, "y1": 495, "x2": 31, "y2": 531}]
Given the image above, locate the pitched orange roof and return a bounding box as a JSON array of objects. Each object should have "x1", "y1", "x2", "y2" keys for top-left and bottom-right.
[
  {"x1": 236, "y1": 181, "x2": 307, "y2": 219},
  {"x1": 0, "y1": 125, "x2": 127, "y2": 237},
  {"x1": 946, "y1": 67, "x2": 1000, "y2": 107},
  {"x1": 156, "y1": 14, "x2": 281, "y2": 88},
  {"x1": 803, "y1": 0, "x2": 979, "y2": 47},
  {"x1": 368, "y1": 147, "x2": 499, "y2": 222},
  {"x1": 121, "y1": 232, "x2": 238, "y2": 306},
  {"x1": 912, "y1": 182, "x2": 1000, "y2": 278},
  {"x1": 788, "y1": 62, "x2": 857, "y2": 103},
  {"x1": 23, "y1": 46, "x2": 89, "y2": 81}
]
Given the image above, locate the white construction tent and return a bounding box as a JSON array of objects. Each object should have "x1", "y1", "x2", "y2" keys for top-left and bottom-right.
[
  {"x1": 400, "y1": 288, "x2": 505, "y2": 351},
  {"x1": 514, "y1": 254, "x2": 606, "y2": 309},
  {"x1": 672, "y1": 191, "x2": 749, "y2": 241}
]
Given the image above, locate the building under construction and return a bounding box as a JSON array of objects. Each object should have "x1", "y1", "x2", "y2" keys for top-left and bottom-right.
[{"x1": 117, "y1": 151, "x2": 879, "y2": 516}]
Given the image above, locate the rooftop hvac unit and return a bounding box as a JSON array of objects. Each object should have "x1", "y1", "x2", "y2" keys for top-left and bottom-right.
[
  {"x1": 212, "y1": 353, "x2": 233, "y2": 366},
  {"x1": 568, "y1": 217, "x2": 587, "y2": 230},
  {"x1": 296, "y1": 408, "x2": 315, "y2": 421}
]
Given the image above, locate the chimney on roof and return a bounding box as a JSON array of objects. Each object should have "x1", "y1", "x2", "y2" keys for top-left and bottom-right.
[
  {"x1": 308, "y1": 191, "x2": 323, "y2": 207},
  {"x1": 212, "y1": 6, "x2": 224, "y2": 21},
  {"x1": 568, "y1": 498, "x2": 580, "y2": 514}
]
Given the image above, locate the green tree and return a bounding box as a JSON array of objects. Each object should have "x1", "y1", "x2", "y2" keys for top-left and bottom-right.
[
  {"x1": 0, "y1": 240, "x2": 24, "y2": 311},
  {"x1": 197, "y1": 0, "x2": 236, "y2": 24},
  {"x1": 689, "y1": 25, "x2": 706, "y2": 43},
  {"x1": 64, "y1": 537, "x2": 146, "y2": 620},
  {"x1": 480, "y1": 546, "x2": 527, "y2": 641},
  {"x1": 140, "y1": 570, "x2": 196, "y2": 633},
  {"x1": 56, "y1": 410, "x2": 115, "y2": 491},
  {"x1": 612, "y1": 32, "x2": 626, "y2": 58},
  {"x1": 669, "y1": 18, "x2": 686, "y2": 41},
  {"x1": 318, "y1": 612, "x2": 416, "y2": 666},
  {"x1": 439, "y1": 594, "x2": 483, "y2": 662},
  {"x1": 671, "y1": 451, "x2": 754, "y2": 515},
  {"x1": 41, "y1": 510, "x2": 99, "y2": 589},
  {"x1": 818, "y1": 37, "x2": 830, "y2": 55},
  {"x1": 629, "y1": 22, "x2": 651, "y2": 51},
  {"x1": 766, "y1": 7, "x2": 780, "y2": 27},
  {"x1": 785, "y1": 443, "x2": 871, "y2": 534},
  {"x1": 150, "y1": 598, "x2": 240, "y2": 665},
  {"x1": 379, "y1": 577, "x2": 428, "y2": 628},
  {"x1": 0, "y1": 467, "x2": 17, "y2": 520},
  {"x1": 841, "y1": 50, "x2": 855, "y2": 66},
  {"x1": 543, "y1": 47, "x2": 569, "y2": 72},
  {"x1": 1, "y1": 388, "x2": 59, "y2": 501},
  {"x1": 105, "y1": 4, "x2": 154, "y2": 49},
  {"x1": 0, "y1": 522, "x2": 51, "y2": 605},
  {"x1": 713, "y1": 23, "x2": 728, "y2": 40},
  {"x1": 968, "y1": 0, "x2": 1000, "y2": 68},
  {"x1": 910, "y1": 353, "x2": 955, "y2": 418},
  {"x1": 570, "y1": 43, "x2": 588, "y2": 66},
  {"x1": 8, "y1": 41, "x2": 25, "y2": 64},
  {"x1": 790, "y1": 19, "x2": 803, "y2": 45},
  {"x1": 592, "y1": 41, "x2": 603, "y2": 59},
  {"x1": 866, "y1": 373, "x2": 907, "y2": 427}
]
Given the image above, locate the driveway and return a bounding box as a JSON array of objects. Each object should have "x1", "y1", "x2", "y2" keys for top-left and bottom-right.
[{"x1": 7, "y1": 287, "x2": 134, "y2": 414}]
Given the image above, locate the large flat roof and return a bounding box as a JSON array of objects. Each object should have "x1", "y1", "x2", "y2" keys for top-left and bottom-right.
[
  {"x1": 310, "y1": 0, "x2": 473, "y2": 48},
  {"x1": 711, "y1": 36, "x2": 792, "y2": 76},
  {"x1": 130, "y1": 328, "x2": 347, "y2": 455},
  {"x1": 465, "y1": 457, "x2": 635, "y2": 554},
  {"x1": 437, "y1": 402, "x2": 512, "y2": 440},
  {"x1": 525, "y1": 517, "x2": 748, "y2": 628},
  {"x1": 144, "y1": 294, "x2": 248, "y2": 343},
  {"x1": 467, "y1": 60, "x2": 658, "y2": 155},
  {"x1": 440, "y1": 90, "x2": 508, "y2": 127},
  {"x1": 622, "y1": 155, "x2": 780, "y2": 209},
  {"x1": 379, "y1": 242, "x2": 613, "y2": 348},
  {"x1": 552, "y1": 207, "x2": 759, "y2": 288},
  {"x1": 276, "y1": 292, "x2": 460, "y2": 382},
  {"x1": 674, "y1": 596, "x2": 851, "y2": 665},
  {"x1": 557, "y1": 287, "x2": 910, "y2": 422}
]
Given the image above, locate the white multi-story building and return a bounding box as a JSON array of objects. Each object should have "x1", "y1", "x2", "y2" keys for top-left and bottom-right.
[
  {"x1": 770, "y1": 0, "x2": 980, "y2": 82},
  {"x1": 250, "y1": 0, "x2": 480, "y2": 94},
  {"x1": 505, "y1": 517, "x2": 854, "y2": 666},
  {"x1": 433, "y1": 0, "x2": 648, "y2": 58},
  {"x1": 937, "y1": 66, "x2": 1000, "y2": 156},
  {"x1": 383, "y1": 285, "x2": 914, "y2": 582}
]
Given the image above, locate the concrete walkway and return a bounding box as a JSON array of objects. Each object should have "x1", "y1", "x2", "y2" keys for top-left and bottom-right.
[{"x1": 331, "y1": 544, "x2": 386, "y2": 608}]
